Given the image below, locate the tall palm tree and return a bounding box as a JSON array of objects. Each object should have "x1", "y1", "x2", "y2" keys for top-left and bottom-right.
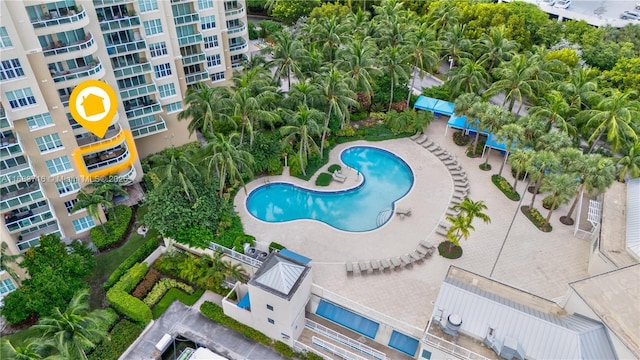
[
  {"x1": 440, "y1": 24, "x2": 472, "y2": 69},
  {"x1": 508, "y1": 149, "x2": 532, "y2": 189},
  {"x1": 427, "y1": 0, "x2": 460, "y2": 38},
  {"x1": 476, "y1": 26, "x2": 518, "y2": 72},
  {"x1": 201, "y1": 133, "x2": 255, "y2": 197},
  {"x1": 337, "y1": 37, "x2": 381, "y2": 103},
  {"x1": 454, "y1": 197, "x2": 491, "y2": 225},
  {"x1": 381, "y1": 45, "x2": 411, "y2": 111},
  {"x1": 178, "y1": 83, "x2": 233, "y2": 137},
  {"x1": 540, "y1": 173, "x2": 577, "y2": 227},
  {"x1": 318, "y1": 67, "x2": 357, "y2": 156},
  {"x1": 346, "y1": 9, "x2": 373, "y2": 39},
  {"x1": 527, "y1": 150, "x2": 559, "y2": 210},
  {"x1": 267, "y1": 31, "x2": 307, "y2": 89},
  {"x1": 529, "y1": 90, "x2": 577, "y2": 137},
  {"x1": 34, "y1": 289, "x2": 110, "y2": 360},
  {"x1": 496, "y1": 123, "x2": 524, "y2": 177},
  {"x1": 557, "y1": 68, "x2": 599, "y2": 110},
  {"x1": 482, "y1": 106, "x2": 513, "y2": 168},
  {"x1": 580, "y1": 89, "x2": 640, "y2": 153},
  {"x1": 150, "y1": 147, "x2": 200, "y2": 202},
  {"x1": 617, "y1": 141, "x2": 640, "y2": 181},
  {"x1": 467, "y1": 101, "x2": 490, "y2": 148},
  {"x1": 229, "y1": 87, "x2": 278, "y2": 148},
  {"x1": 405, "y1": 23, "x2": 439, "y2": 103},
  {"x1": 445, "y1": 197, "x2": 491, "y2": 252},
  {"x1": 485, "y1": 54, "x2": 542, "y2": 112},
  {"x1": 280, "y1": 106, "x2": 324, "y2": 176},
  {"x1": 70, "y1": 191, "x2": 109, "y2": 232},
  {"x1": 87, "y1": 181, "x2": 127, "y2": 221},
  {"x1": 448, "y1": 58, "x2": 490, "y2": 97},
  {"x1": 309, "y1": 16, "x2": 349, "y2": 62},
  {"x1": 0, "y1": 242, "x2": 21, "y2": 285},
  {"x1": 285, "y1": 80, "x2": 323, "y2": 109},
  {"x1": 454, "y1": 93, "x2": 481, "y2": 134}
]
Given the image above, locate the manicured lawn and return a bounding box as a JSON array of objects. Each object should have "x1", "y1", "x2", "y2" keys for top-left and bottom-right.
[{"x1": 152, "y1": 288, "x2": 205, "y2": 319}]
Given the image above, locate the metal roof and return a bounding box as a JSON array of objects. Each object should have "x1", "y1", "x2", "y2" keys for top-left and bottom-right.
[
  {"x1": 434, "y1": 278, "x2": 617, "y2": 360},
  {"x1": 251, "y1": 253, "x2": 308, "y2": 298},
  {"x1": 627, "y1": 178, "x2": 640, "y2": 258}
]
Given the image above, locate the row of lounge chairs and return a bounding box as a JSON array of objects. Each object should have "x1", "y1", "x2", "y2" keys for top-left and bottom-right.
[
  {"x1": 346, "y1": 240, "x2": 436, "y2": 275},
  {"x1": 332, "y1": 170, "x2": 347, "y2": 183}
]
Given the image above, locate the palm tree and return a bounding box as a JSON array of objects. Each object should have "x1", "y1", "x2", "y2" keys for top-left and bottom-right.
[
  {"x1": 427, "y1": 0, "x2": 460, "y2": 38},
  {"x1": 467, "y1": 101, "x2": 490, "y2": 149},
  {"x1": 485, "y1": 54, "x2": 542, "y2": 112},
  {"x1": 151, "y1": 147, "x2": 200, "y2": 202},
  {"x1": 267, "y1": 30, "x2": 307, "y2": 89},
  {"x1": 178, "y1": 254, "x2": 204, "y2": 284},
  {"x1": 87, "y1": 181, "x2": 127, "y2": 221},
  {"x1": 496, "y1": 123, "x2": 524, "y2": 177},
  {"x1": 380, "y1": 45, "x2": 411, "y2": 111},
  {"x1": 617, "y1": 141, "x2": 640, "y2": 181},
  {"x1": 527, "y1": 150, "x2": 559, "y2": 210},
  {"x1": 444, "y1": 197, "x2": 491, "y2": 252},
  {"x1": 482, "y1": 105, "x2": 513, "y2": 168},
  {"x1": 476, "y1": 26, "x2": 518, "y2": 72},
  {"x1": 440, "y1": 24, "x2": 472, "y2": 69},
  {"x1": 201, "y1": 133, "x2": 255, "y2": 197},
  {"x1": 528, "y1": 90, "x2": 578, "y2": 136},
  {"x1": 448, "y1": 58, "x2": 490, "y2": 97},
  {"x1": 561, "y1": 154, "x2": 616, "y2": 225},
  {"x1": 508, "y1": 149, "x2": 532, "y2": 189},
  {"x1": 337, "y1": 37, "x2": 381, "y2": 103},
  {"x1": 1, "y1": 338, "x2": 48, "y2": 360},
  {"x1": 309, "y1": 16, "x2": 349, "y2": 62},
  {"x1": 280, "y1": 106, "x2": 324, "y2": 176},
  {"x1": 453, "y1": 93, "x2": 481, "y2": 134},
  {"x1": 455, "y1": 197, "x2": 491, "y2": 225},
  {"x1": 580, "y1": 89, "x2": 640, "y2": 153},
  {"x1": 0, "y1": 242, "x2": 21, "y2": 285},
  {"x1": 285, "y1": 80, "x2": 323, "y2": 109},
  {"x1": 70, "y1": 190, "x2": 109, "y2": 232},
  {"x1": 557, "y1": 68, "x2": 599, "y2": 110},
  {"x1": 229, "y1": 87, "x2": 279, "y2": 148},
  {"x1": 34, "y1": 289, "x2": 110, "y2": 360},
  {"x1": 318, "y1": 67, "x2": 358, "y2": 156},
  {"x1": 540, "y1": 173, "x2": 577, "y2": 227},
  {"x1": 178, "y1": 83, "x2": 233, "y2": 137}
]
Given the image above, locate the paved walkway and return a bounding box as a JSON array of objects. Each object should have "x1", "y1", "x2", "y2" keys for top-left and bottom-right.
[{"x1": 235, "y1": 119, "x2": 591, "y2": 330}]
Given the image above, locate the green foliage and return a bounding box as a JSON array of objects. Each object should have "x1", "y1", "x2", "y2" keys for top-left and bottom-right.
[
  {"x1": 384, "y1": 109, "x2": 433, "y2": 134},
  {"x1": 143, "y1": 278, "x2": 193, "y2": 307},
  {"x1": 132, "y1": 268, "x2": 162, "y2": 299},
  {"x1": 546, "y1": 48, "x2": 580, "y2": 68},
  {"x1": 269, "y1": 242, "x2": 286, "y2": 252},
  {"x1": 106, "y1": 262, "x2": 152, "y2": 324},
  {"x1": 248, "y1": 21, "x2": 259, "y2": 40},
  {"x1": 103, "y1": 236, "x2": 159, "y2": 290},
  {"x1": 542, "y1": 195, "x2": 560, "y2": 210},
  {"x1": 336, "y1": 125, "x2": 357, "y2": 137},
  {"x1": 315, "y1": 173, "x2": 333, "y2": 186},
  {"x1": 270, "y1": 0, "x2": 320, "y2": 24},
  {"x1": 250, "y1": 132, "x2": 284, "y2": 175},
  {"x1": 453, "y1": 131, "x2": 471, "y2": 146},
  {"x1": 601, "y1": 57, "x2": 640, "y2": 93},
  {"x1": 491, "y1": 175, "x2": 520, "y2": 201},
  {"x1": 521, "y1": 206, "x2": 552, "y2": 232},
  {"x1": 174, "y1": 227, "x2": 214, "y2": 249},
  {"x1": 294, "y1": 150, "x2": 331, "y2": 181},
  {"x1": 309, "y1": 2, "x2": 351, "y2": 19},
  {"x1": 421, "y1": 84, "x2": 452, "y2": 101},
  {"x1": 371, "y1": 73, "x2": 409, "y2": 109},
  {"x1": 215, "y1": 215, "x2": 249, "y2": 249},
  {"x1": 437, "y1": 241, "x2": 463, "y2": 259},
  {"x1": 90, "y1": 205, "x2": 133, "y2": 250},
  {"x1": 200, "y1": 302, "x2": 272, "y2": 346},
  {"x1": 258, "y1": 20, "x2": 284, "y2": 38},
  {"x1": 350, "y1": 112, "x2": 368, "y2": 122},
  {"x1": 152, "y1": 288, "x2": 205, "y2": 319},
  {"x1": 112, "y1": 262, "x2": 148, "y2": 294},
  {"x1": 1, "y1": 235, "x2": 95, "y2": 324},
  {"x1": 87, "y1": 319, "x2": 144, "y2": 360},
  {"x1": 327, "y1": 164, "x2": 342, "y2": 173},
  {"x1": 273, "y1": 341, "x2": 297, "y2": 358}
]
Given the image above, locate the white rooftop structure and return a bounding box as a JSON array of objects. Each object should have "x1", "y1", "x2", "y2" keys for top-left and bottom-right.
[{"x1": 249, "y1": 252, "x2": 310, "y2": 299}]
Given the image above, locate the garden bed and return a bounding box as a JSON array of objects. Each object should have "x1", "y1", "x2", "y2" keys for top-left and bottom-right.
[
  {"x1": 438, "y1": 241, "x2": 463, "y2": 259},
  {"x1": 521, "y1": 206, "x2": 552, "y2": 232},
  {"x1": 491, "y1": 175, "x2": 520, "y2": 201},
  {"x1": 453, "y1": 130, "x2": 471, "y2": 146}
]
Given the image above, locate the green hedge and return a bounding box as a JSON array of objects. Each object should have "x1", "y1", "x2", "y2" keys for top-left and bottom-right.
[
  {"x1": 104, "y1": 236, "x2": 159, "y2": 290},
  {"x1": 315, "y1": 173, "x2": 332, "y2": 186},
  {"x1": 152, "y1": 288, "x2": 205, "y2": 319},
  {"x1": 491, "y1": 175, "x2": 521, "y2": 201},
  {"x1": 268, "y1": 242, "x2": 286, "y2": 252},
  {"x1": 87, "y1": 319, "x2": 144, "y2": 360},
  {"x1": 107, "y1": 263, "x2": 152, "y2": 324},
  {"x1": 200, "y1": 301, "x2": 272, "y2": 346},
  {"x1": 143, "y1": 278, "x2": 193, "y2": 307},
  {"x1": 90, "y1": 206, "x2": 133, "y2": 250}
]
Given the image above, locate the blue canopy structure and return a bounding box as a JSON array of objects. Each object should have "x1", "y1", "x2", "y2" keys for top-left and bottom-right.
[
  {"x1": 413, "y1": 96, "x2": 455, "y2": 116},
  {"x1": 388, "y1": 331, "x2": 420, "y2": 357},
  {"x1": 237, "y1": 292, "x2": 251, "y2": 309},
  {"x1": 279, "y1": 249, "x2": 311, "y2": 265}
]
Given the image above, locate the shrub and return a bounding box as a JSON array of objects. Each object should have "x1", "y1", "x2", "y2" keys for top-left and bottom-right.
[
  {"x1": 200, "y1": 302, "x2": 272, "y2": 346},
  {"x1": 452, "y1": 131, "x2": 471, "y2": 146},
  {"x1": 113, "y1": 262, "x2": 148, "y2": 293},
  {"x1": 479, "y1": 163, "x2": 492, "y2": 171},
  {"x1": 104, "y1": 236, "x2": 159, "y2": 290},
  {"x1": 87, "y1": 319, "x2": 144, "y2": 360},
  {"x1": 542, "y1": 195, "x2": 559, "y2": 210},
  {"x1": 491, "y1": 175, "x2": 520, "y2": 201},
  {"x1": 421, "y1": 84, "x2": 452, "y2": 101},
  {"x1": 269, "y1": 242, "x2": 286, "y2": 252},
  {"x1": 107, "y1": 262, "x2": 152, "y2": 324},
  {"x1": 350, "y1": 112, "x2": 368, "y2": 121},
  {"x1": 315, "y1": 173, "x2": 332, "y2": 186},
  {"x1": 336, "y1": 126, "x2": 356, "y2": 137},
  {"x1": 132, "y1": 268, "x2": 161, "y2": 299},
  {"x1": 258, "y1": 20, "x2": 283, "y2": 38},
  {"x1": 143, "y1": 278, "x2": 194, "y2": 307},
  {"x1": 369, "y1": 112, "x2": 386, "y2": 121},
  {"x1": 327, "y1": 164, "x2": 342, "y2": 173},
  {"x1": 438, "y1": 241, "x2": 463, "y2": 259},
  {"x1": 247, "y1": 21, "x2": 258, "y2": 40},
  {"x1": 152, "y1": 288, "x2": 205, "y2": 319},
  {"x1": 274, "y1": 341, "x2": 296, "y2": 358},
  {"x1": 521, "y1": 206, "x2": 552, "y2": 232},
  {"x1": 90, "y1": 206, "x2": 133, "y2": 250}
]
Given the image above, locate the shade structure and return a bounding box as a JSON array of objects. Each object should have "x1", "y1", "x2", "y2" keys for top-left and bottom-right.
[{"x1": 413, "y1": 96, "x2": 454, "y2": 116}]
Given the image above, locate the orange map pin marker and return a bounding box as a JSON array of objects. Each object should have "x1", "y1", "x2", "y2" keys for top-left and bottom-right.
[{"x1": 69, "y1": 80, "x2": 117, "y2": 138}]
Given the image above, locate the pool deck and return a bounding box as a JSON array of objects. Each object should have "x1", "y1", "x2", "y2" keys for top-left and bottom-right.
[{"x1": 234, "y1": 118, "x2": 591, "y2": 330}]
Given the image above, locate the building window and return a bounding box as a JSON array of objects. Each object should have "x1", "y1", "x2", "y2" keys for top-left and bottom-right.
[
  {"x1": 149, "y1": 42, "x2": 167, "y2": 58},
  {"x1": 206, "y1": 54, "x2": 221, "y2": 67},
  {"x1": 268, "y1": 318, "x2": 275, "y2": 324},
  {"x1": 46, "y1": 156, "x2": 72, "y2": 175},
  {"x1": 201, "y1": 16, "x2": 216, "y2": 30},
  {"x1": 0, "y1": 27, "x2": 12, "y2": 48},
  {"x1": 0, "y1": 59, "x2": 25, "y2": 81},
  {"x1": 138, "y1": 0, "x2": 158, "y2": 12},
  {"x1": 158, "y1": 83, "x2": 176, "y2": 98},
  {"x1": 204, "y1": 35, "x2": 219, "y2": 49},
  {"x1": 35, "y1": 133, "x2": 63, "y2": 153},
  {"x1": 143, "y1": 19, "x2": 163, "y2": 36},
  {"x1": 154, "y1": 63, "x2": 172, "y2": 78},
  {"x1": 56, "y1": 178, "x2": 80, "y2": 195},
  {"x1": 0, "y1": 279, "x2": 16, "y2": 295},
  {"x1": 210, "y1": 71, "x2": 225, "y2": 82},
  {"x1": 72, "y1": 215, "x2": 95, "y2": 233},
  {"x1": 266, "y1": 304, "x2": 273, "y2": 311},
  {"x1": 64, "y1": 199, "x2": 79, "y2": 214},
  {"x1": 198, "y1": 0, "x2": 213, "y2": 9},
  {"x1": 26, "y1": 113, "x2": 54, "y2": 130},
  {"x1": 6, "y1": 88, "x2": 36, "y2": 109},
  {"x1": 165, "y1": 101, "x2": 182, "y2": 113}
]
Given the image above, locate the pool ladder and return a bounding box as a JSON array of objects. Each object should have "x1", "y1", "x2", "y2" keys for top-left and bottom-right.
[{"x1": 376, "y1": 208, "x2": 393, "y2": 226}]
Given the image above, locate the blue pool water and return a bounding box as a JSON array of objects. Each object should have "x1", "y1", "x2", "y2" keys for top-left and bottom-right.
[{"x1": 246, "y1": 146, "x2": 414, "y2": 232}]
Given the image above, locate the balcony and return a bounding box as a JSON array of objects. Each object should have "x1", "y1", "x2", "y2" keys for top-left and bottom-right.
[
  {"x1": 51, "y1": 61, "x2": 104, "y2": 84},
  {"x1": 76, "y1": 126, "x2": 121, "y2": 147},
  {"x1": 114, "y1": 61, "x2": 152, "y2": 79},
  {"x1": 100, "y1": 16, "x2": 141, "y2": 32},
  {"x1": 228, "y1": 40, "x2": 248, "y2": 53},
  {"x1": 84, "y1": 146, "x2": 130, "y2": 172},
  {"x1": 17, "y1": 221, "x2": 61, "y2": 252},
  {"x1": 185, "y1": 70, "x2": 209, "y2": 85},
  {"x1": 182, "y1": 53, "x2": 205, "y2": 66},
  {"x1": 178, "y1": 34, "x2": 203, "y2": 47},
  {"x1": 107, "y1": 39, "x2": 146, "y2": 56},
  {"x1": 126, "y1": 102, "x2": 161, "y2": 120},
  {"x1": 224, "y1": 4, "x2": 245, "y2": 17},
  {"x1": 174, "y1": 13, "x2": 199, "y2": 25},
  {"x1": 113, "y1": 165, "x2": 136, "y2": 185},
  {"x1": 0, "y1": 108, "x2": 11, "y2": 131},
  {"x1": 1, "y1": 182, "x2": 44, "y2": 212},
  {"x1": 31, "y1": 7, "x2": 88, "y2": 30},
  {"x1": 43, "y1": 34, "x2": 96, "y2": 57},
  {"x1": 1, "y1": 161, "x2": 34, "y2": 186},
  {"x1": 227, "y1": 21, "x2": 246, "y2": 35},
  {"x1": 119, "y1": 83, "x2": 157, "y2": 100},
  {"x1": 131, "y1": 115, "x2": 167, "y2": 139},
  {"x1": 0, "y1": 134, "x2": 23, "y2": 159},
  {"x1": 5, "y1": 204, "x2": 55, "y2": 233},
  {"x1": 93, "y1": 0, "x2": 131, "y2": 6}
]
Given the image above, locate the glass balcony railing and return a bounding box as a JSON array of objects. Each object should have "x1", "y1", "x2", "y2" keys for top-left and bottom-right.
[
  {"x1": 225, "y1": 4, "x2": 245, "y2": 17},
  {"x1": 6, "y1": 209, "x2": 55, "y2": 233},
  {"x1": 178, "y1": 34, "x2": 202, "y2": 46},
  {"x1": 107, "y1": 40, "x2": 146, "y2": 56},
  {"x1": 119, "y1": 83, "x2": 157, "y2": 100},
  {"x1": 174, "y1": 13, "x2": 199, "y2": 25},
  {"x1": 0, "y1": 108, "x2": 11, "y2": 131},
  {"x1": 131, "y1": 116, "x2": 167, "y2": 139},
  {"x1": 227, "y1": 22, "x2": 246, "y2": 35},
  {"x1": 0, "y1": 134, "x2": 23, "y2": 158},
  {"x1": 126, "y1": 102, "x2": 161, "y2": 120},
  {"x1": 185, "y1": 70, "x2": 209, "y2": 85},
  {"x1": 43, "y1": 34, "x2": 95, "y2": 57},
  {"x1": 17, "y1": 222, "x2": 61, "y2": 252},
  {"x1": 100, "y1": 16, "x2": 141, "y2": 32},
  {"x1": 31, "y1": 8, "x2": 87, "y2": 29},
  {"x1": 52, "y1": 62, "x2": 103, "y2": 83},
  {"x1": 113, "y1": 62, "x2": 151, "y2": 78},
  {"x1": 85, "y1": 147, "x2": 130, "y2": 171},
  {"x1": 1, "y1": 184, "x2": 44, "y2": 212},
  {"x1": 93, "y1": 0, "x2": 131, "y2": 5},
  {"x1": 1, "y1": 162, "x2": 34, "y2": 186},
  {"x1": 76, "y1": 126, "x2": 121, "y2": 147},
  {"x1": 182, "y1": 53, "x2": 205, "y2": 66},
  {"x1": 229, "y1": 41, "x2": 248, "y2": 52}
]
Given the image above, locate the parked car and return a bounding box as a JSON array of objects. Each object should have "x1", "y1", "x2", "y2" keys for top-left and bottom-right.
[
  {"x1": 620, "y1": 10, "x2": 640, "y2": 20},
  {"x1": 542, "y1": 0, "x2": 556, "y2": 6},
  {"x1": 554, "y1": 0, "x2": 571, "y2": 9}
]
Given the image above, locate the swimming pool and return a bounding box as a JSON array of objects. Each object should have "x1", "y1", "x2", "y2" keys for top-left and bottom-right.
[{"x1": 245, "y1": 146, "x2": 414, "y2": 232}]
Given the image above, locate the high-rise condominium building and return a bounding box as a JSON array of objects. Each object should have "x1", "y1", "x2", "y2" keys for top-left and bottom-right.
[{"x1": 0, "y1": 0, "x2": 250, "y2": 300}]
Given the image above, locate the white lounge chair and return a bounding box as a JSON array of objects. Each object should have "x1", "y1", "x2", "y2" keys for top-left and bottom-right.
[
  {"x1": 396, "y1": 208, "x2": 412, "y2": 217},
  {"x1": 332, "y1": 172, "x2": 346, "y2": 183}
]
